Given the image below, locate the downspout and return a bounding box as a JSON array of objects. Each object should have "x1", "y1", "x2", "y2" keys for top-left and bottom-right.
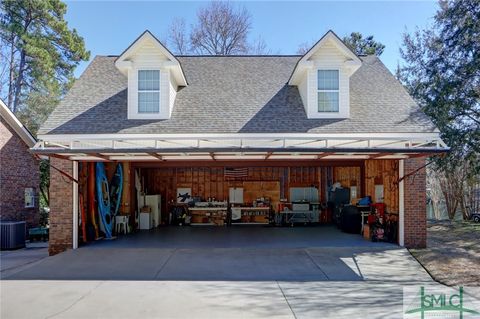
[
  {"x1": 72, "y1": 161, "x2": 79, "y2": 249},
  {"x1": 399, "y1": 160, "x2": 405, "y2": 246}
]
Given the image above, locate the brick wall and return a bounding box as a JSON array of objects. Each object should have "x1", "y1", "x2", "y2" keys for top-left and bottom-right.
[
  {"x1": 49, "y1": 157, "x2": 73, "y2": 255},
  {"x1": 403, "y1": 157, "x2": 427, "y2": 248},
  {"x1": 0, "y1": 117, "x2": 40, "y2": 228}
]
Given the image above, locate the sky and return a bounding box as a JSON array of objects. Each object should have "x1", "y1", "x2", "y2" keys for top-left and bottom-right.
[{"x1": 65, "y1": 1, "x2": 439, "y2": 77}]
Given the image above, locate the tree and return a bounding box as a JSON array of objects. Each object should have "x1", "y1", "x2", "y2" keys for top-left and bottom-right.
[
  {"x1": 399, "y1": 0, "x2": 479, "y2": 175},
  {"x1": 343, "y1": 32, "x2": 385, "y2": 56},
  {"x1": 167, "y1": 1, "x2": 269, "y2": 55},
  {"x1": 296, "y1": 41, "x2": 313, "y2": 55},
  {"x1": 0, "y1": 0, "x2": 90, "y2": 113},
  {"x1": 190, "y1": 1, "x2": 251, "y2": 55},
  {"x1": 248, "y1": 36, "x2": 271, "y2": 55},
  {"x1": 0, "y1": 0, "x2": 89, "y2": 213},
  {"x1": 296, "y1": 32, "x2": 385, "y2": 56},
  {"x1": 168, "y1": 17, "x2": 189, "y2": 55}
]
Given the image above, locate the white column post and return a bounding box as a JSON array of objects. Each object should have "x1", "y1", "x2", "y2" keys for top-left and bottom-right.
[
  {"x1": 72, "y1": 161, "x2": 79, "y2": 249},
  {"x1": 399, "y1": 159, "x2": 405, "y2": 246}
]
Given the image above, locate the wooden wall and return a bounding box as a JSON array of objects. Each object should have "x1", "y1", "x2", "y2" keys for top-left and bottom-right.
[
  {"x1": 365, "y1": 160, "x2": 399, "y2": 213},
  {"x1": 333, "y1": 162, "x2": 399, "y2": 213},
  {"x1": 77, "y1": 160, "x2": 399, "y2": 225},
  {"x1": 333, "y1": 167, "x2": 361, "y2": 199},
  {"x1": 141, "y1": 166, "x2": 328, "y2": 214}
]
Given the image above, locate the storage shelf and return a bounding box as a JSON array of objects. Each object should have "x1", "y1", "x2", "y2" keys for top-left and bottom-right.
[{"x1": 231, "y1": 222, "x2": 269, "y2": 225}]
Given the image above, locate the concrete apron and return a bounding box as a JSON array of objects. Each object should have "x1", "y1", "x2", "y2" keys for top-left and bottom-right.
[
  {"x1": 1, "y1": 246, "x2": 437, "y2": 318},
  {"x1": 2, "y1": 247, "x2": 430, "y2": 282}
]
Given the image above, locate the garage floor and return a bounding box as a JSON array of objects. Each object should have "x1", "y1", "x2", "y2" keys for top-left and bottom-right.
[
  {"x1": 2, "y1": 226, "x2": 439, "y2": 318},
  {"x1": 3, "y1": 226, "x2": 430, "y2": 282}
]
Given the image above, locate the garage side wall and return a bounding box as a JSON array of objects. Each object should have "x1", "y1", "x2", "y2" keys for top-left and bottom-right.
[
  {"x1": 49, "y1": 158, "x2": 73, "y2": 255},
  {"x1": 404, "y1": 158, "x2": 427, "y2": 248}
]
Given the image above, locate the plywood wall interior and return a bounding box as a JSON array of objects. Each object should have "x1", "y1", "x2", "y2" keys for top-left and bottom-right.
[
  {"x1": 76, "y1": 161, "x2": 399, "y2": 217},
  {"x1": 333, "y1": 167, "x2": 361, "y2": 199},
  {"x1": 365, "y1": 160, "x2": 399, "y2": 213},
  {"x1": 243, "y1": 181, "x2": 280, "y2": 212},
  {"x1": 140, "y1": 166, "x2": 324, "y2": 213}
]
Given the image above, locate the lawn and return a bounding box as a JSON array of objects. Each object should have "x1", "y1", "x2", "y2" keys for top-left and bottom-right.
[{"x1": 410, "y1": 220, "x2": 480, "y2": 287}]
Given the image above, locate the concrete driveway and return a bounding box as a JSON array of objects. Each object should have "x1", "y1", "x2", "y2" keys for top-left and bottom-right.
[{"x1": 1, "y1": 226, "x2": 435, "y2": 318}]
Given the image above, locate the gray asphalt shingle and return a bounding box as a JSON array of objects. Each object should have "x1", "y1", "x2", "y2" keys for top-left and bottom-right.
[{"x1": 39, "y1": 55, "x2": 436, "y2": 135}]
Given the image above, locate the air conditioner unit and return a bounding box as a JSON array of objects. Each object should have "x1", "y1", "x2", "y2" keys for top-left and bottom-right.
[{"x1": 0, "y1": 221, "x2": 26, "y2": 250}]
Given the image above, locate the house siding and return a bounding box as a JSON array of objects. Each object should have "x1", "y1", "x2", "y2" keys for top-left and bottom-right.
[
  {"x1": 0, "y1": 117, "x2": 39, "y2": 228},
  {"x1": 304, "y1": 41, "x2": 351, "y2": 119},
  {"x1": 126, "y1": 40, "x2": 177, "y2": 120}
]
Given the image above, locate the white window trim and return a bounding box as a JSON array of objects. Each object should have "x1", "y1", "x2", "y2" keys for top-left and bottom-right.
[
  {"x1": 317, "y1": 69, "x2": 340, "y2": 113},
  {"x1": 128, "y1": 66, "x2": 169, "y2": 120},
  {"x1": 24, "y1": 188, "x2": 35, "y2": 208},
  {"x1": 137, "y1": 69, "x2": 161, "y2": 114}
]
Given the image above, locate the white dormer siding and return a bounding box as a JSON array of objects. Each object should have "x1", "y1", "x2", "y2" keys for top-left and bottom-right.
[
  {"x1": 290, "y1": 31, "x2": 361, "y2": 119},
  {"x1": 126, "y1": 66, "x2": 173, "y2": 119},
  {"x1": 115, "y1": 31, "x2": 187, "y2": 120}
]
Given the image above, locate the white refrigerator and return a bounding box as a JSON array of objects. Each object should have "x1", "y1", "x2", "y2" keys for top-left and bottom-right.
[{"x1": 140, "y1": 195, "x2": 161, "y2": 229}]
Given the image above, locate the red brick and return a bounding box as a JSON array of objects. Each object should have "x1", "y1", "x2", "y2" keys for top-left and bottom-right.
[
  {"x1": 403, "y1": 158, "x2": 427, "y2": 248},
  {"x1": 0, "y1": 117, "x2": 40, "y2": 228},
  {"x1": 48, "y1": 158, "x2": 73, "y2": 255}
]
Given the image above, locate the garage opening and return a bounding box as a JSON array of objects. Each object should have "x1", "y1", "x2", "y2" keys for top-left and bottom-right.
[{"x1": 76, "y1": 160, "x2": 400, "y2": 247}]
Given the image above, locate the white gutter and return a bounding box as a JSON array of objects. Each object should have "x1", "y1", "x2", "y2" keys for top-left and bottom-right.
[{"x1": 37, "y1": 132, "x2": 444, "y2": 141}]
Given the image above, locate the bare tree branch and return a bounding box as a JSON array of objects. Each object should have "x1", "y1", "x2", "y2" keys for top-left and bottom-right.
[
  {"x1": 190, "y1": 1, "x2": 251, "y2": 55},
  {"x1": 168, "y1": 17, "x2": 189, "y2": 55}
]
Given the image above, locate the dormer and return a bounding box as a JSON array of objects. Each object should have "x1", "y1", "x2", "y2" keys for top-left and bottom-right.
[
  {"x1": 115, "y1": 31, "x2": 187, "y2": 120},
  {"x1": 289, "y1": 31, "x2": 361, "y2": 119}
]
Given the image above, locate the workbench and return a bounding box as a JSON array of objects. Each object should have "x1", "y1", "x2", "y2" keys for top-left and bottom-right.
[{"x1": 188, "y1": 207, "x2": 228, "y2": 226}]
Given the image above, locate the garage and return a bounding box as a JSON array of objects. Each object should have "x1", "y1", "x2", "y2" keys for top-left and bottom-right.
[
  {"x1": 88, "y1": 160, "x2": 399, "y2": 241},
  {"x1": 34, "y1": 133, "x2": 447, "y2": 253}
]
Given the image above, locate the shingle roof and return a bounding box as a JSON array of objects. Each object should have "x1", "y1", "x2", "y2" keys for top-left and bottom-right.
[{"x1": 39, "y1": 55, "x2": 436, "y2": 135}]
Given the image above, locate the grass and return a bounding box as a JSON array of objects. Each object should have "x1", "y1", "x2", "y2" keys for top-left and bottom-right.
[{"x1": 410, "y1": 220, "x2": 480, "y2": 287}]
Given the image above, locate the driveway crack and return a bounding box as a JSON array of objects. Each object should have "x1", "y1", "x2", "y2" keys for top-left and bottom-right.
[
  {"x1": 44, "y1": 281, "x2": 103, "y2": 319},
  {"x1": 304, "y1": 249, "x2": 330, "y2": 280},
  {"x1": 153, "y1": 248, "x2": 177, "y2": 279},
  {"x1": 276, "y1": 281, "x2": 297, "y2": 319}
]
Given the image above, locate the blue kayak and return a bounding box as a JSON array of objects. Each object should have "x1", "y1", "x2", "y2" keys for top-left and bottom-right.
[
  {"x1": 95, "y1": 162, "x2": 112, "y2": 238},
  {"x1": 110, "y1": 163, "x2": 123, "y2": 220}
]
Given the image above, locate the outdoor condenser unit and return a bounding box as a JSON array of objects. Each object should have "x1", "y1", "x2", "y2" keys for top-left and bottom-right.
[{"x1": 0, "y1": 221, "x2": 26, "y2": 250}]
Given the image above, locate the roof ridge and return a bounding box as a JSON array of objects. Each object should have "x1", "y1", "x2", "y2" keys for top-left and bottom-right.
[{"x1": 176, "y1": 54, "x2": 302, "y2": 57}]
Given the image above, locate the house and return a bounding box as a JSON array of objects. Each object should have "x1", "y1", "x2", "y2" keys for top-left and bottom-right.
[
  {"x1": 0, "y1": 99, "x2": 40, "y2": 228},
  {"x1": 32, "y1": 30, "x2": 448, "y2": 256}
]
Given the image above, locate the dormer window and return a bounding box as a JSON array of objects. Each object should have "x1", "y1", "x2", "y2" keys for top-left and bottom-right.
[
  {"x1": 288, "y1": 31, "x2": 362, "y2": 119},
  {"x1": 115, "y1": 30, "x2": 188, "y2": 120},
  {"x1": 138, "y1": 70, "x2": 160, "y2": 113},
  {"x1": 317, "y1": 70, "x2": 339, "y2": 112}
]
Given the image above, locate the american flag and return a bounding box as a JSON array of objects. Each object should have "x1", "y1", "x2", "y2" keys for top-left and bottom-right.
[{"x1": 224, "y1": 167, "x2": 249, "y2": 180}]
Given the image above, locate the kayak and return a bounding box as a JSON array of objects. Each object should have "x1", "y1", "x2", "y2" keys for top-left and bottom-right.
[
  {"x1": 78, "y1": 163, "x2": 88, "y2": 243},
  {"x1": 87, "y1": 162, "x2": 99, "y2": 240},
  {"x1": 95, "y1": 162, "x2": 112, "y2": 238},
  {"x1": 110, "y1": 163, "x2": 123, "y2": 231}
]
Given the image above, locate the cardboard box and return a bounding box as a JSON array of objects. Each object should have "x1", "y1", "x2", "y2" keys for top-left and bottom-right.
[
  {"x1": 363, "y1": 224, "x2": 371, "y2": 240},
  {"x1": 253, "y1": 215, "x2": 269, "y2": 223}
]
